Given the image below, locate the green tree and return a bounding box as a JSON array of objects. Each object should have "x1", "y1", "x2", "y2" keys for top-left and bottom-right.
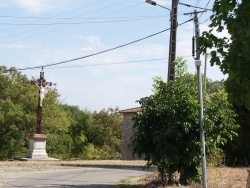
[
  {"x1": 0, "y1": 67, "x2": 73, "y2": 160},
  {"x1": 42, "y1": 89, "x2": 73, "y2": 159},
  {"x1": 0, "y1": 67, "x2": 36, "y2": 159},
  {"x1": 199, "y1": 0, "x2": 250, "y2": 108},
  {"x1": 61, "y1": 105, "x2": 122, "y2": 159},
  {"x1": 92, "y1": 107, "x2": 122, "y2": 159},
  {"x1": 131, "y1": 58, "x2": 238, "y2": 185},
  {"x1": 60, "y1": 104, "x2": 93, "y2": 158},
  {"x1": 199, "y1": 0, "x2": 250, "y2": 165}
]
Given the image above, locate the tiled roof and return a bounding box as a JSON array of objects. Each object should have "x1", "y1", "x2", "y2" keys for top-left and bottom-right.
[{"x1": 119, "y1": 107, "x2": 141, "y2": 113}]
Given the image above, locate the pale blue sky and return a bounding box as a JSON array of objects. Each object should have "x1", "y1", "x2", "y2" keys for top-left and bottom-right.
[{"x1": 0, "y1": 0, "x2": 228, "y2": 111}]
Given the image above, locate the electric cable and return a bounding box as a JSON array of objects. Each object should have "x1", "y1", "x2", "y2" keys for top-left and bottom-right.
[
  {"x1": 47, "y1": 57, "x2": 168, "y2": 69},
  {"x1": 0, "y1": 0, "x2": 112, "y2": 33},
  {"x1": 11, "y1": 18, "x2": 193, "y2": 71},
  {"x1": 0, "y1": 0, "x2": 129, "y2": 40},
  {"x1": 200, "y1": 17, "x2": 210, "y2": 24},
  {"x1": 199, "y1": 0, "x2": 212, "y2": 18},
  {"x1": 178, "y1": 2, "x2": 212, "y2": 11},
  {"x1": 0, "y1": 1, "x2": 142, "y2": 44},
  {"x1": 46, "y1": 55, "x2": 193, "y2": 69},
  {"x1": 0, "y1": 15, "x2": 167, "y2": 26}
]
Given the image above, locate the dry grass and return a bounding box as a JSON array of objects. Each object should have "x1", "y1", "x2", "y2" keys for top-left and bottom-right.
[{"x1": 121, "y1": 167, "x2": 249, "y2": 188}]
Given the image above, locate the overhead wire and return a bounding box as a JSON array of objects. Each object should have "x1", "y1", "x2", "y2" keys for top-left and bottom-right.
[
  {"x1": 46, "y1": 55, "x2": 193, "y2": 70},
  {"x1": 0, "y1": 15, "x2": 164, "y2": 21},
  {"x1": 0, "y1": 1, "x2": 143, "y2": 45},
  {"x1": 0, "y1": 15, "x2": 167, "y2": 26},
  {"x1": 199, "y1": 0, "x2": 212, "y2": 18},
  {"x1": 47, "y1": 57, "x2": 168, "y2": 69},
  {"x1": 0, "y1": 0, "x2": 129, "y2": 41},
  {"x1": 200, "y1": 17, "x2": 210, "y2": 24},
  {"x1": 0, "y1": 0, "x2": 112, "y2": 33},
  {"x1": 178, "y1": 2, "x2": 212, "y2": 11},
  {"x1": 11, "y1": 18, "x2": 194, "y2": 72}
]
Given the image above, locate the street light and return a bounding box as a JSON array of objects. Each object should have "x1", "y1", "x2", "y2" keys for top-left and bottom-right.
[
  {"x1": 145, "y1": 0, "x2": 171, "y2": 12},
  {"x1": 145, "y1": 0, "x2": 177, "y2": 83}
]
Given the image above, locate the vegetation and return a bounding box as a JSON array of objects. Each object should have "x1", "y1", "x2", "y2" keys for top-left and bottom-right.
[
  {"x1": 131, "y1": 58, "x2": 238, "y2": 185},
  {"x1": 199, "y1": 0, "x2": 250, "y2": 166},
  {"x1": 0, "y1": 66, "x2": 122, "y2": 160}
]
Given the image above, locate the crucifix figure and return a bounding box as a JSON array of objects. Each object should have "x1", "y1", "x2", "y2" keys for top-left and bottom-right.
[{"x1": 34, "y1": 69, "x2": 53, "y2": 134}]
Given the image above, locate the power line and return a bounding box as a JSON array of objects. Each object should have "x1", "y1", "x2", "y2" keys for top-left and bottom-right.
[
  {"x1": 13, "y1": 18, "x2": 193, "y2": 71},
  {"x1": 0, "y1": 0, "x2": 112, "y2": 34},
  {"x1": 0, "y1": 15, "x2": 167, "y2": 26},
  {"x1": 0, "y1": 1, "x2": 142, "y2": 44},
  {"x1": 200, "y1": 17, "x2": 210, "y2": 24},
  {"x1": 199, "y1": 0, "x2": 212, "y2": 18},
  {"x1": 178, "y1": 2, "x2": 212, "y2": 11},
  {"x1": 47, "y1": 57, "x2": 168, "y2": 69},
  {"x1": 0, "y1": 0, "x2": 129, "y2": 40},
  {"x1": 0, "y1": 15, "x2": 164, "y2": 20},
  {"x1": 47, "y1": 55, "x2": 193, "y2": 69}
]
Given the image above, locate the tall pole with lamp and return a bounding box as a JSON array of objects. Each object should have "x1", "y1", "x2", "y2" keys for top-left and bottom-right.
[{"x1": 145, "y1": 0, "x2": 178, "y2": 82}]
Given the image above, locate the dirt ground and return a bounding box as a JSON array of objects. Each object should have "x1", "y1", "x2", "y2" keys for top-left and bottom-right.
[{"x1": 0, "y1": 160, "x2": 249, "y2": 188}]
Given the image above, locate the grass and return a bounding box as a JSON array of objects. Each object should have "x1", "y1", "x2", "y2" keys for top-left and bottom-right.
[{"x1": 119, "y1": 167, "x2": 249, "y2": 188}]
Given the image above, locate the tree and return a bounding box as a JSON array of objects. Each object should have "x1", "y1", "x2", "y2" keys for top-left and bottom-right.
[
  {"x1": 0, "y1": 67, "x2": 37, "y2": 159},
  {"x1": 199, "y1": 0, "x2": 250, "y2": 109},
  {"x1": 61, "y1": 105, "x2": 122, "y2": 159},
  {"x1": 0, "y1": 67, "x2": 73, "y2": 160},
  {"x1": 199, "y1": 0, "x2": 250, "y2": 165},
  {"x1": 131, "y1": 57, "x2": 238, "y2": 185},
  {"x1": 42, "y1": 89, "x2": 73, "y2": 159},
  {"x1": 92, "y1": 107, "x2": 122, "y2": 159}
]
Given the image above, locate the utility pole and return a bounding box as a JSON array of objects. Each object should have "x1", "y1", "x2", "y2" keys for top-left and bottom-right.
[
  {"x1": 204, "y1": 53, "x2": 209, "y2": 90},
  {"x1": 194, "y1": 10, "x2": 207, "y2": 188},
  {"x1": 167, "y1": 0, "x2": 178, "y2": 82},
  {"x1": 185, "y1": 10, "x2": 207, "y2": 188}
]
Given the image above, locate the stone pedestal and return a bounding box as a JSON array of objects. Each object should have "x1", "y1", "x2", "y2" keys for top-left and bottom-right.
[{"x1": 26, "y1": 134, "x2": 48, "y2": 160}]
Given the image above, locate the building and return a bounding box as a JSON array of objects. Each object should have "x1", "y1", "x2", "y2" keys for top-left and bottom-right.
[{"x1": 120, "y1": 107, "x2": 141, "y2": 160}]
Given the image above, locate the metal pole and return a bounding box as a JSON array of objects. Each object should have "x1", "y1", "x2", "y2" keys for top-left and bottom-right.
[
  {"x1": 204, "y1": 53, "x2": 209, "y2": 90},
  {"x1": 167, "y1": 0, "x2": 178, "y2": 82},
  {"x1": 194, "y1": 10, "x2": 207, "y2": 188}
]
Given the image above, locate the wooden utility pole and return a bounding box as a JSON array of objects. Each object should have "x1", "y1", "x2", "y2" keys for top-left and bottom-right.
[{"x1": 167, "y1": 0, "x2": 178, "y2": 82}]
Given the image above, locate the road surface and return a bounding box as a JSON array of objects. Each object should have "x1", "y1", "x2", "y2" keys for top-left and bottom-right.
[{"x1": 2, "y1": 167, "x2": 152, "y2": 188}]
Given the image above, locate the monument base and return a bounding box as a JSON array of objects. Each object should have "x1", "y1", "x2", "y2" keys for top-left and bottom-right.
[{"x1": 26, "y1": 134, "x2": 49, "y2": 160}]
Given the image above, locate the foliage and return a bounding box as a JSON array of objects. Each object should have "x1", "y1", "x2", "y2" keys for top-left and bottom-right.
[
  {"x1": 0, "y1": 66, "x2": 122, "y2": 160},
  {"x1": 0, "y1": 67, "x2": 36, "y2": 160},
  {"x1": 199, "y1": 0, "x2": 250, "y2": 109},
  {"x1": 61, "y1": 105, "x2": 122, "y2": 159},
  {"x1": 131, "y1": 57, "x2": 238, "y2": 185},
  {"x1": 0, "y1": 67, "x2": 73, "y2": 160},
  {"x1": 199, "y1": 0, "x2": 250, "y2": 166}
]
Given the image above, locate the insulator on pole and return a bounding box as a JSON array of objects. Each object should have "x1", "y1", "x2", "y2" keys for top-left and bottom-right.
[{"x1": 192, "y1": 36, "x2": 195, "y2": 57}]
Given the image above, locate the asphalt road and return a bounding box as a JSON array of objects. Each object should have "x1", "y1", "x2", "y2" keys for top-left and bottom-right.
[{"x1": 3, "y1": 167, "x2": 152, "y2": 188}]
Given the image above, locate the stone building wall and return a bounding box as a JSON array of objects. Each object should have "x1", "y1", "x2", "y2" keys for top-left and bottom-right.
[{"x1": 120, "y1": 107, "x2": 140, "y2": 160}]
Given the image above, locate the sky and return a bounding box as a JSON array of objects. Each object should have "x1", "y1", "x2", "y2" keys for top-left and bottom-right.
[{"x1": 0, "y1": 0, "x2": 229, "y2": 112}]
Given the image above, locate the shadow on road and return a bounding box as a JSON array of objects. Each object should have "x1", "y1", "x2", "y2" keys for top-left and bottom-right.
[{"x1": 49, "y1": 184, "x2": 119, "y2": 187}]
